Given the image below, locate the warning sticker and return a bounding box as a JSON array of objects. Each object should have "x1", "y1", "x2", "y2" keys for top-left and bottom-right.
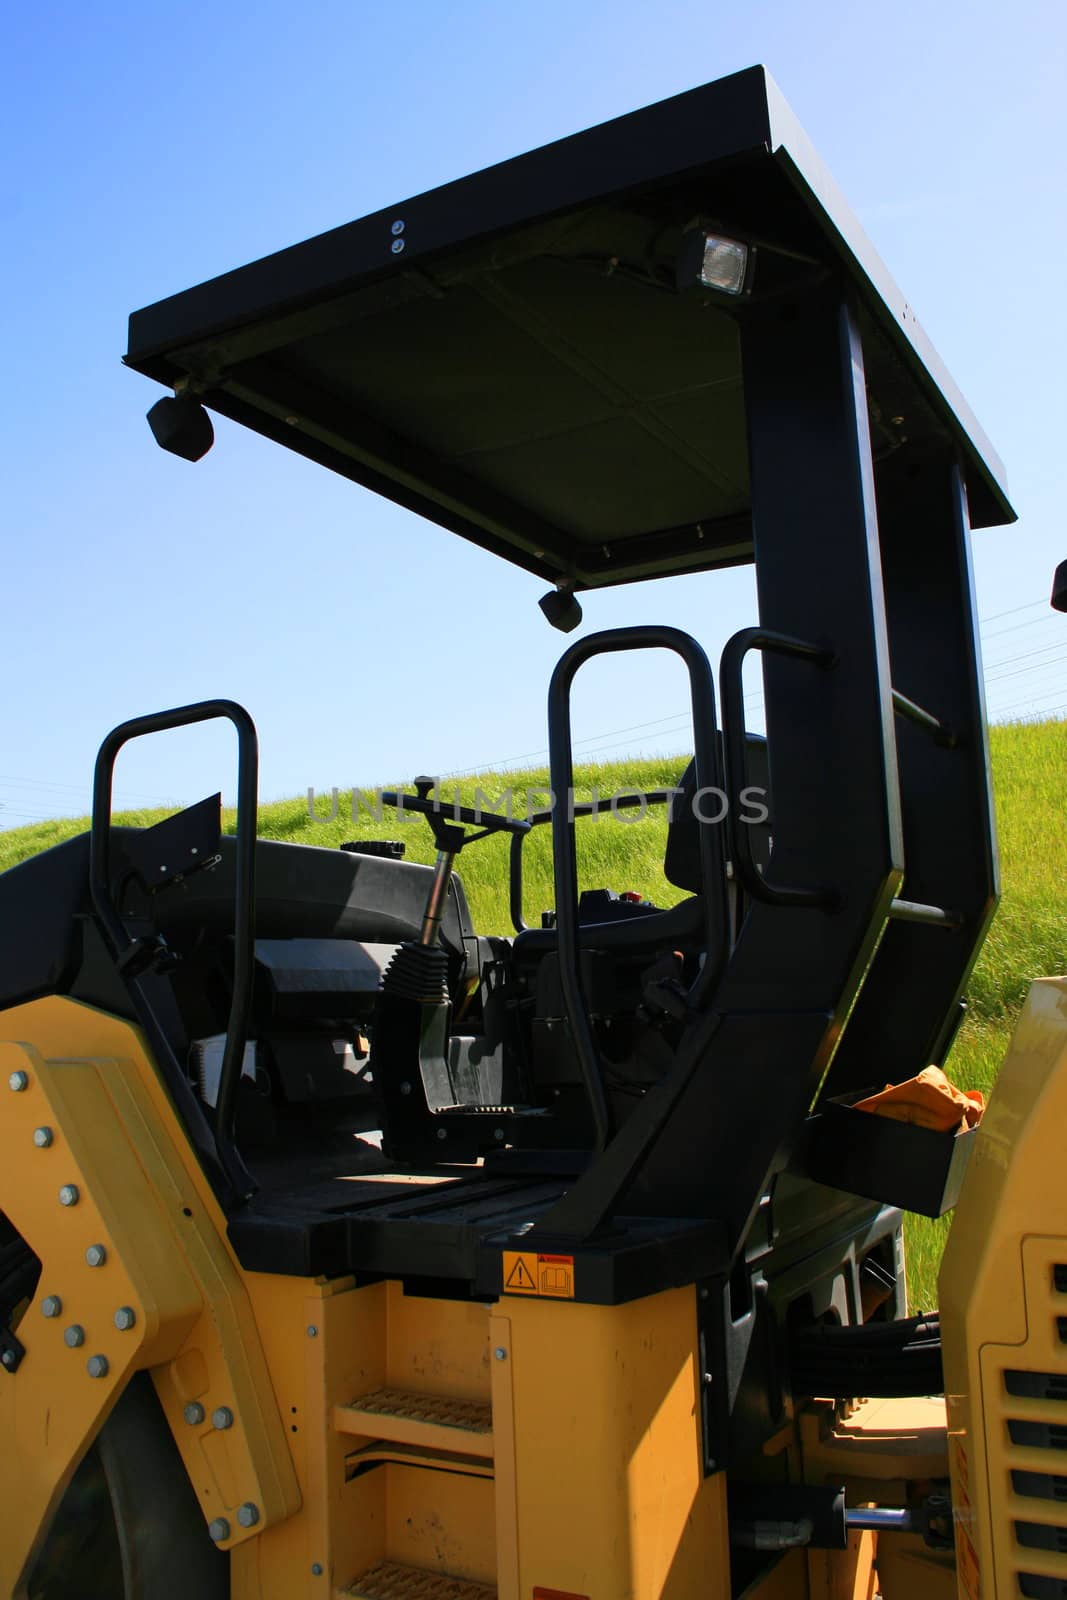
[{"x1": 502, "y1": 1249, "x2": 575, "y2": 1299}]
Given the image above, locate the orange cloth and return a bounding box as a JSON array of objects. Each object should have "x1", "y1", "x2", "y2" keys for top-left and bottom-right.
[{"x1": 852, "y1": 1066, "x2": 985, "y2": 1133}]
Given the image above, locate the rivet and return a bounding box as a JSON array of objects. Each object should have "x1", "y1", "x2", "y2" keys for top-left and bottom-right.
[
  {"x1": 306, "y1": 1325, "x2": 318, "y2": 1338},
  {"x1": 237, "y1": 1502, "x2": 260, "y2": 1528},
  {"x1": 64, "y1": 1324, "x2": 85, "y2": 1348},
  {"x1": 114, "y1": 1306, "x2": 136, "y2": 1331},
  {"x1": 1, "y1": 1349, "x2": 16, "y2": 1369},
  {"x1": 311, "y1": 1563, "x2": 324, "y2": 1577},
  {"x1": 436, "y1": 1127, "x2": 448, "y2": 1140},
  {"x1": 8, "y1": 1070, "x2": 29, "y2": 1092},
  {"x1": 41, "y1": 1295, "x2": 62, "y2": 1318},
  {"x1": 391, "y1": 238, "x2": 406, "y2": 254},
  {"x1": 212, "y1": 1406, "x2": 234, "y2": 1430},
  {"x1": 494, "y1": 1346, "x2": 507, "y2": 1361},
  {"x1": 58, "y1": 1184, "x2": 79, "y2": 1207},
  {"x1": 86, "y1": 1244, "x2": 107, "y2": 1267},
  {"x1": 86, "y1": 1354, "x2": 110, "y2": 1378},
  {"x1": 33, "y1": 1126, "x2": 54, "y2": 1148},
  {"x1": 391, "y1": 219, "x2": 405, "y2": 235},
  {"x1": 208, "y1": 1518, "x2": 230, "y2": 1544},
  {"x1": 184, "y1": 1401, "x2": 206, "y2": 1425}
]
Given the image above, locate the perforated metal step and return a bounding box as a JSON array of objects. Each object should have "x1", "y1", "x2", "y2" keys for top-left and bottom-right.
[
  {"x1": 344, "y1": 1562, "x2": 496, "y2": 1599},
  {"x1": 334, "y1": 1387, "x2": 494, "y2": 1459}
]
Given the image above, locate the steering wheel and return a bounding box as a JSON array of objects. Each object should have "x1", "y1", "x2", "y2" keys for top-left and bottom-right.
[{"x1": 379, "y1": 776, "x2": 531, "y2": 848}]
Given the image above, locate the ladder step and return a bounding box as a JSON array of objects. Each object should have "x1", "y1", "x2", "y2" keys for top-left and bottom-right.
[
  {"x1": 334, "y1": 1387, "x2": 494, "y2": 1458},
  {"x1": 343, "y1": 1561, "x2": 497, "y2": 1599}
]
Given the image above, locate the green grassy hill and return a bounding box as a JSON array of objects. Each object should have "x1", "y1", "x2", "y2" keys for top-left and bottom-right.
[{"x1": 2, "y1": 721, "x2": 1064, "y2": 1306}]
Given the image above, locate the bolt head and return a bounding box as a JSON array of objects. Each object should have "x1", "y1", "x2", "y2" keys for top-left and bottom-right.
[
  {"x1": 114, "y1": 1306, "x2": 136, "y2": 1331},
  {"x1": 33, "y1": 1126, "x2": 54, "y2": 1148},
  {"x1": 211, "y1": 1406, "x2": 234, "y2": 1430},
  {"x1": 41, "y1": 1295, "x2": 62, "y2": 1318},
  {"x1": 237, "y1": 1502, "x2": 260, "y2": 1528},
  {"x1": 494, "y1": 1346, "x2": 508, "y2": 1361},
  {"x1": 311, "y1": 1563, "x2": 324, "y2": 1577},
  {"x1": 86, "y1": 1354, "x2": 110, "y2": 1379},
  {"x1": 391, "y1": 238, "x2": 406, "y2": 254},
  {"x1": 306, "y1": 1325, "x2": 318, "y2": 1338},
  {"x1": 399, "y1": 1080, "x2": 412, "y2": 1095},
  {"x1": 8, "y1": 1070, "x2": 29, "y2": 1092},
  {"x1": 184, "y1": 1401, "x2": 206, "y2": 1425},
  {"x1": 58, "y1": 1184, "x2": 79, "y2": 1207},
  {"x1": 208, "y1": 1518, "x2": 230, "y2": 1544},
  {"x1": 64, "y1": 1324, "x2": 85, "y2": 1348},
  {"x1": 85, "y1": 1244, "x2": 107, "y2": 1267},
  {"x1": 494, "y1": 1127, "x2": 505, "y2": 1140},
  {"x1": 391, "y1": 219, "x2": 405, "y2": 236},
  {"x1": 2, "y1": 1348, "x2": 16, "y2": 1368},
  {"x1": 436, "y1": 1127, "x2": 448, "y2": 1140}
]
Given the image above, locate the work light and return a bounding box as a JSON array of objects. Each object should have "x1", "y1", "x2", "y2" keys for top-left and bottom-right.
[{"x1": 676, "y1": 229, "x2": 754, "y2": 298}]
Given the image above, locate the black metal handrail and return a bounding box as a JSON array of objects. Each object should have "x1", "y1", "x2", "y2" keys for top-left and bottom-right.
[
  {"x1": 547, "y1": 626, "x2": 730, "y2": 1153},
  {"x1": 508, "y1": 789, "x2": 679, "y2": 933},
  {"x1": 720, "y1": 627, "x2": 836, "y2": 909},
  {"x1": 89, "y1": 699, "x2": 259, "y2": 1202}
]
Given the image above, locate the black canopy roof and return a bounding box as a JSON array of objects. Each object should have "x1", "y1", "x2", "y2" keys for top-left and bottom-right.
[{"x1": 126, "y1": 65, "x2": 1013, "y2": 588}]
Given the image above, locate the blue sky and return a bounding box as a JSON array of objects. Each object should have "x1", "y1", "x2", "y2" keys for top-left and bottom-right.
[{"x1": 3, "y1": 0, "x2": 1065, "y2": 828}]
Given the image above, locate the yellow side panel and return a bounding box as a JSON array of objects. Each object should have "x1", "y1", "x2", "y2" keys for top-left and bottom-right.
[
  {"x1": 493, "y1": 1287, "x2": 730, "y2": 1600},
  {"x1": 941, "y1": 977, "x2": 1067, "y2": 1600}
]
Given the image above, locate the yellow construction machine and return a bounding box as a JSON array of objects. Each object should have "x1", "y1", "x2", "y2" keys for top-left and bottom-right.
[{"x1": 1, "y1": 64, "x2": 1054, "y2": 1600}]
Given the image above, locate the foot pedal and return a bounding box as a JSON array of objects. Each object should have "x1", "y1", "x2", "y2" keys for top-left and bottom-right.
[{"x1": 344, "y1": 1562, "x2": 496, "y2": 1599}]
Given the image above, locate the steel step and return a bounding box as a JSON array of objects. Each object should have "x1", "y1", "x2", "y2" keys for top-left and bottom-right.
[
  {"x1": 341, "y1": 1561, "x2": 497, "y2": 1599},
  {"x1": 334, "y1": 1387, "x2": 494, "y2": 1459}
]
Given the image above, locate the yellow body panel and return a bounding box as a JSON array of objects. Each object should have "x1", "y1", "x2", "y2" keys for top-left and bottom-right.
[{"x1": 941, "y1": 977, "x2": 1067, "y2": 1600}]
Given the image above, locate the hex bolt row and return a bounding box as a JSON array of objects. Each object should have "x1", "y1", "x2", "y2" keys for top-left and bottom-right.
[
  {"x1": 87, "y1": 1354, "x2": 109, "y2": 1379},
  {"x1": 237, "y1": 1503, "x2": 260, "y2": 1528},
  {"x1": 208, "y1": 1518, "x2": 230, "y2": 1544},
  {"x1": 64, "y1": 1325, "x2": 85, "y2": 1348},
  {"x1": 114, "y1": 1306, "x2": 136, "y2": 1331},
  {"x1": 212, "y1": 1406, "x2": 234, "y2": 1430},
  {"x1": 85, "y1": 1244, "x2": 107, "y2": 1267},
  {"x1": 41, "y1": 1295, "x2": 62, "y2": 1318},
  {"x1": 183, "y1": 1401, "x2": 205, "y2": 1426}
]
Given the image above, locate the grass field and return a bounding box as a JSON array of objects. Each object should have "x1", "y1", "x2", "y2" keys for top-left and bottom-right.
[{"x1": 2, "y1": 720, "x2": 1064, "y2": 1307}]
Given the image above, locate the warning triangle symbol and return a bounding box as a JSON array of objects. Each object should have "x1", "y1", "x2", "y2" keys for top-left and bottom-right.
[{"x1": 505, "y1": 1255, "x2": 537, "y2": 1291}]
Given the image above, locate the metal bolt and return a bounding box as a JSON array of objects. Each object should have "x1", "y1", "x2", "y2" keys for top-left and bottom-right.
[
  {"x1": 391, "y1": 219, "x2": 405, "y2": 235},
  {"x1": 184, "y1": 1401, "x2": 205, "y2": 1426},
  {"x1": 1, "y1": 1349, "x2": 16, "y2": 1369},
  {"x1": 86, "y1": 1244, "x2": 107, "y2": 1267},
  {"x1": 494, "y1": 1127, "x2": 505, "y2": 1141},
  {"x1": 208, "y1": 1518, "x2": 230, "y2": 1544},
  {"x1": 41, "y1": 1295, "x2": 62, "y2": 1318},
  {"x1": 311, "y1": 1563, "x2": 324, "y2": 1577},
  {"x1": 237, "y1": 1502, "x2": 260, "y2": 1528},
  {"x1": 306, "y1": 1325, "x2": 318, "y2": 1338},
  {"x1": 436, "y1": 1127, "x2": 448, "y2": 1140},
  {"x1": 494, "y1": 1346, "x2": 508, "y2": 1361},
  {"x1": 399, "y1": 1081, "x2": 412, "y2": 1095},
  {"x1": 703, "y1": 1372, "x2": 713, "y2": 1386},
  {"x1": 212, "y1": 1406, "x2": 234, "y2": 1430},
  {"x1": 64, "y1": 1324, "x2": 85, "y2": 1348},
  {"x1": 114, "y1": 1306, "x2": 136, "y2": 1331},
  {"x1": 33, "y1": 1126, "x2": 54, "y2": 1148},
  {"x1": 87, "y1": 1354, "x2": 110, "y2": 1379},
  {"x1": 391, "y1": 238, "x2": 405, "y2": 254},
  {"x1": 58, "y1": 1184, "x2": 79, "y2": 1207},
  {"x1": 9, "y1": 1070, "x2": 28, "y2": 1092}
]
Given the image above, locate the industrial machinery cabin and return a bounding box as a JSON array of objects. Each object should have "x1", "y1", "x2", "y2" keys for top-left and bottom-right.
[{"x1": 3, "y1": 63, "x2": 1053, "y2": 1600}]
